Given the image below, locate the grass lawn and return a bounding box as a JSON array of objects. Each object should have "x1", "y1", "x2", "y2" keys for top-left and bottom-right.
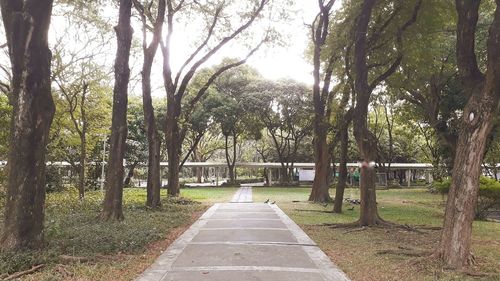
[
  {"x1": 253, "y1": 187, "x2": 500, "y2": 281},
  {"x1": 0, "y1": 187, "x2": 237, "y2": 280}
]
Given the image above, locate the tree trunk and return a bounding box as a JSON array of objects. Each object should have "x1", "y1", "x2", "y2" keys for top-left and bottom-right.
[
  {"x1": 143, "y1": 57, "x2": 162, "y2": 205},
  {"x1": 78, "y1": 134, "x2": 86, "y2": 199},
  {"x1": 165, "y1": 107, "x2": 182, "y2": 196},
  {"x1": 0, "y1": 0, "x2": 55, "y2": 250},
  {"x1": 196, "y1": 167, "x2": 203, "y2": 183},
  {"x1": 279, "y1": 165, "x2": 289, "y2": 184},
  {"x1": 352, "y1": 0, "x2": 383, "y2": 226},
  {"x1": 136, "y1": 0, "x2": 165, "y2": 207},
  {"x1": 101, "y1": 0, "x2": 133, "y2": 221},
  {"x1": 124, "y1": 161, "x2": 138, "y2": 187},
  {"x1": 333, "y1": 122, "x2": 349, "y2": 213},
  {"x1": 309, "y1": 125, "x2": 331, "y2": 202},
  {"x1": 437, "y1": 0, "x2": 500, "y2": 269},
  {"x1": 308, "y1": 1, "x2": 336, "y2": 203},
  {"x1": 224, "y1": 133, "x2": 237, "y2": 183}
]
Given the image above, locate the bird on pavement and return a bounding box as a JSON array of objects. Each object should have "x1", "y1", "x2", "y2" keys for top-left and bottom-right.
[
  {"x1": 264, "y1": 199, "x2": 269, "y2": 203},
  {"x1": 271, "y1": 201, "x2": 276, "y2": 204}
]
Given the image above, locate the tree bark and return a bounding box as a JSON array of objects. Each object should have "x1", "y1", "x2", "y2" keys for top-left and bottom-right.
[
  {"x1": 0, "y1": 0, "x2": 55, "y2": 250},
  {"x1": 124, "y1": 161, "x2": 138, "y2": 187},
  {"x1": 224, "y1": 133, "x2": 237, "y2": 183},
  {"x1": 308, "y1": 0, "x2": 337, "y2": 203},
  {"x1": 352, "y1": 0, "x2": 384, "y2": 225},
  {"x1": 309, "y1": 125, "x2": 331, "y2": 202},
  {"x1": 165, "y1": 104, "x2": 182, "y2": 196},
  {"x1": 134, "y1": 0, "x2": 165, "y2": 206},
  {"x1": 78, "y1": 132, "x2": 86, "y2": 199},
  {"x1": 333, "y1": 118, "x2": 350, "y2": 213},
  {"x1": 438, "y1": 0, "x2": 500, "y2": 269},
  {"x1": 101, "y1": 0, "x2": 133, "y2": 221}
]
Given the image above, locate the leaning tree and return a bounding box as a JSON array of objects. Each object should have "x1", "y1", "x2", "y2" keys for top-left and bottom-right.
[
  {"x1": 437, "y1": 0, "x2": 500, "y2": 269},
  {"x1": 0, "y1": 0, "x2": 56, "y2": 249}
]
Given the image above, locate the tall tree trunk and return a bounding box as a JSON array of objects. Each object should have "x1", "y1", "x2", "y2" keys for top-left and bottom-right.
[
  {"x1": 0, "y1": 0, "x2": 55, "y2": 250},
  {"x1": 224, "y1": 133, "x2": 237, "y2": 183},
  {"x1": 165, "y1": 108, "x2": 182, "y2": 196},
  {"x1": 279, "y1": 165, "x2": 289, "y2": 184},
  {"x1": 78, "y1": 133, "x2": 86, "y2": 199},
  {"x1": 309, "y1": 125, "x2": 331, "y2": 202},
  {"x1": 135, "y1": 0, "x2": 165, "y2": 207},
  {"x1": 333, "y1": 121, "x2": 349, "y2": 213},
  {"x1": 352, "y1": 0, "x2": 382, "y2": 225},
  {"x1": 438, "y1": 0, "x2": 500, "y2": 269},
  {"x1": 352, "y1": 0, "x2": 421, "y2": 225},
  {"x1": 101, "y1": 0, "x2": 133, "y2": 221},
  {"x1": 143, "y1": 58, "x2": 162, "y2": 205},
  {"x1": 308, "y1": 0, "x2": 336, "y2": 203}
]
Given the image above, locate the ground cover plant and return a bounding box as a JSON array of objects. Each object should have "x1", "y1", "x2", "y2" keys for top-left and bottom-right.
[
  {"x1": 0, "y1": 187, "x2": 236, "y2": 280},
  {"x1": 253, "y1": 187, "x2": 500, "y2": 281}
]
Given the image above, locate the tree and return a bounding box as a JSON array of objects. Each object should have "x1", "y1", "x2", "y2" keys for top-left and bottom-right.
[
  {"x1": 189, "y1": 129, "x2": 223, "y2": 183},
  {"x1": 437, "y1": 0, "x2": 500, "y2": 269},
  {"x1": 101, "y1": 0, "x2": 133, "y2": 221},
  {"x1": 332, "y1": 79, "x2": 353, "y2": 213},
  {"x1": 351, "y1": 0, "x2": 421, "y2": 226},
  {"x1": 308, "y1": 0, "x2": 338, "y2": 203},
  {"x1": 0, "y1": 0, "x2": 56, "y2": 249},
  {"x1": 161, "y1": 0, "x2": 270, "y2": 196},
  {"x1": 53, "y1": 57, "x2": 111, "y2": 198},
  {"x1": 208, "y1": 67, "x2": 264, "y2": 182},
  {"x1": 250, "y1": 79, "x2": 313, "y2": 184},
  {"x1": 133, "y1": 0, "x2": 165, "y2": 208}
]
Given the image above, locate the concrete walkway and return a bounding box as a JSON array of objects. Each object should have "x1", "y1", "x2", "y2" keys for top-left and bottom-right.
[
  {"x1": 137, "y1": 187, "x2": 350, "y2": 281},
  {"x1": 230, "y1": 186, "x2": 253, "y2": 203}
]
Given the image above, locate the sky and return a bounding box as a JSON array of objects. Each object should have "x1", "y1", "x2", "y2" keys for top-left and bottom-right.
[{"x1": 244, "y1": 1, "x2": 319, "y2": 85}]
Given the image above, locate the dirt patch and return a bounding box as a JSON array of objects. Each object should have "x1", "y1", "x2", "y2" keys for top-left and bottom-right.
[{"x1": 302, "y1": 224, "x2": 498, "y2": 281}]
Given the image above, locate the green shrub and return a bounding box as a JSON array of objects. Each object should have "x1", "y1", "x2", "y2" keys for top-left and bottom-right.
[
  {"x1": 432, "y1": 178, "x2": 451, "y2": 194},
  {"x1": 45, "y1": 166, "x2": 65, "y2": 193},
  {"x1": 431, "y1": 176, "x2": 500, "y2": 220}
]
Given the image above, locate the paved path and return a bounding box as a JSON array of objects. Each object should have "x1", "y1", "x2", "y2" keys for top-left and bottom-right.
[
  {"x1": 137, "y1": 187, "x2": 350, "y2": 281},
  {"x1": 230, "y1": 186, "x2": 253, "y2": 203}
]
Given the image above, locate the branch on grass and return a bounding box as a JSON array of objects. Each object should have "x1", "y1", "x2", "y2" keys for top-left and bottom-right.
[
  {"x1": 376, "y1": 249, "x2": 431, "y2": 257},
  {"x1": 3, "y1": 264, "x2": 44, "y2": 280}
]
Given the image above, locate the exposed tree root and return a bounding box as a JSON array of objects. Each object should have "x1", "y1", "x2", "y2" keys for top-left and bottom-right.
[
  {"x1": 59, "y1": 255, "x2": 93, "y2": 263},
  {"x1": 3, "y1": 264, "x2": 44, "y2": 280},
  {"x1": 59, "y1": 253, "x2": 133, "y2": 265},
  {"x1": 321, "y1": 219, "x2": 440, "y2": 235},
  {"x1": 412, "y1": 225, "x2": 442, "y2": 231},
  {"x1": 343, "y1": 227, "x2": 367, "y2": 234},
  {"x1": 377, "y1": 246, "x2": 432, "y2": 257},
  {"x1": 322, "y1": 221, "x2": 362, "y2": 228},
  {"x1": 294, "y1": 209, "x2": 333, "y2": 213}
]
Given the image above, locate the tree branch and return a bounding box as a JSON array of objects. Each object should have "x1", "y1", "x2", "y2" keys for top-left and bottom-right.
[
  {"x1": 185, "y1": 38, "x2": 266, "y2": 114},
  {"x1": 173, "y1": 5, "x2": 222, "y2": 90},
  {"x1": 175, "y1": 0, "x2": 268, "y2": 100}
]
